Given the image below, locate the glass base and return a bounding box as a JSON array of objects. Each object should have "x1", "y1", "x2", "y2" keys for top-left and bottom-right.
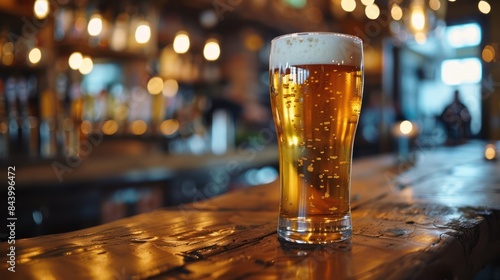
[{"x1": 278, "y1": 216, "x2": 352, "y2": 244}]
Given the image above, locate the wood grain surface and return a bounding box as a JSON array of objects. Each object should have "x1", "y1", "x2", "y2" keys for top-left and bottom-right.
[{"x1": 1, "y1": 141, "x2": 499, "y2": 279}]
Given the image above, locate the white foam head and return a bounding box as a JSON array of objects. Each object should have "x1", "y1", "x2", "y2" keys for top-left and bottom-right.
[{"x1": 270, "y1": 32, "x2": 363, "y2": 69}]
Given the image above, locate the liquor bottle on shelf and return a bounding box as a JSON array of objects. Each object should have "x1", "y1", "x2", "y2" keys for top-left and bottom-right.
[{"x1": 39, "y1": 89, "x2": 57, "y2": 158}]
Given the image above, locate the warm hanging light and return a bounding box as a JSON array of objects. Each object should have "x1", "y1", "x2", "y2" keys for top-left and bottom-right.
[
  {"x1": 135, "y1": 22, "x2": 151, "y2": 44},
  {"x1": 173, "y1": 31, "x2": 190, "y2": 54},
  {"x1": 34, "y1": 0, "x2": 49, "y2": 19},
  {"x1": 203, "y1": 39, "x2": 220, "y2": 61},
  {"x1": 478, "y1": 1, "x2": 491, "y2": 14},
  {"x1": 28, "y1": 48, "x2": 42, "y2": 64},
  {"x1": 389, "y1": 0, "x2": 447, "y2": 43},
  {"x1": 341, "y1": 0, "x2": 356, "y2": 12},
  {"x1": 68, "y1": 52, "x2": 83, "y2": 70},
  {"x1": 391, "y1": 3, "x2": 403, "y2": 20},
  {"x1": 87, "y1": 14, "x2": 103, "y2": 36},
  {"x1": 410, "y1": 5, "x2": 426, "y2": 32},
  {"x1": 365, "y1": 3, "x2": 380, "y2": 19}
]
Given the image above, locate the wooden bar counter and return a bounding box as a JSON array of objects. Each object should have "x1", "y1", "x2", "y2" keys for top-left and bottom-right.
[{"x1": 2, "y1": 141, "x2": 500, "y2": 279}]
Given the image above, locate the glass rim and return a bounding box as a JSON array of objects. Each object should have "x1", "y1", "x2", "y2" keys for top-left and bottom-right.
[{"x1": 271, "y1": 32, "x2": 362, "y2": 44}]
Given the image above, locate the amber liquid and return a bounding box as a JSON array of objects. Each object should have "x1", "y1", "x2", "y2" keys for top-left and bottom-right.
[{"x1": 270, "y1": 64, "x2": 363, "y2": 243}]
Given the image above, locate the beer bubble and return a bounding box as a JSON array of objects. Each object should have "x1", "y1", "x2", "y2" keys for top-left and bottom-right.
[
  {"x1": 320, "y1": 185, "x2": 325, "y2": 188},
  {"x1": 307, "y1": 164, "x2": 314, "y2": 172},
  {"x1": 316, "y1": 157, "x2": 322, "y2": 161},
  {"x1": 319, "y1": 174, "x2": 324, "y2": 179},
  {"x1": 299, "y1": 174, "x2": 304, "y2": 178},
  {"x1": 328, "y1": 176, "x2": 333, "y2": 179},
  {"x1": 330, "y1": 156, "x2": 338, "y2": 159},
  {"x1": 329, "y1": 207, "x2": 337, "y2": 211},
  {"x1": 315, "y1": 138, "x2": 321, "y2": 142},
  {"x1": 325, "y1": 192, "x2": 330, "y2": 198},
  {"x1": 334, "y1": 175, "x2": 339, "y2": 179}
]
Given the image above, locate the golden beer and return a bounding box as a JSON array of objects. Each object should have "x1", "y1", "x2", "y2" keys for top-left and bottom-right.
[{"x1": 270, "y1": 33, "x2": 363, "y2": 243}]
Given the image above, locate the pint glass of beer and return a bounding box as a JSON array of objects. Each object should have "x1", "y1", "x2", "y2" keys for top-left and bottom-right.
[{"x1": 269, "y1": 32, "x2": 363, "y2": 243}]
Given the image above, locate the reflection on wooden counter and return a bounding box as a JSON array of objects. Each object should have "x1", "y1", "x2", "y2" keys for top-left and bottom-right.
[
  {"x1": 1, "y1": 141, "x2": 499, "y2": 279},
  {"x1": 0, "y1": 138, "x2": 279, "y2": 239}
]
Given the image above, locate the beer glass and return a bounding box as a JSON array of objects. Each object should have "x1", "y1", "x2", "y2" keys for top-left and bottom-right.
[{"x1": 269, "y1": 32, "x2": 363, "y2": 243}]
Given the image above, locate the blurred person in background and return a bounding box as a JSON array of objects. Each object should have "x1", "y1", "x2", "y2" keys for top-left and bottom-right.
[{"x1": 440, "y1": 89, "x2": 471, "y2": 146}]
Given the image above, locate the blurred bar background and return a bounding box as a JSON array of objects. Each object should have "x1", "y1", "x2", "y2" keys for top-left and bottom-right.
[{"x1": 0, "y1": 0, "x2": 499, "y2": 238}]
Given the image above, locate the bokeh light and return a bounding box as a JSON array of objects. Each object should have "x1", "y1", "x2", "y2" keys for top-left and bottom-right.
[
  {"x1": 203, "y1": 39, "x2": 220, "y2": 61},
  {"x1": 102, "y1": 120, "x2": 119, "y2": 135},
  {"x1": 68, "y1": 52, "x2": 83, "y2": 70},
  {"x1": 160, "y1": 119, "x2": 180, "y2": 136},
  {"x1": 79, "y1": 56, "x2": 94, "y2": 75},
  {"x1": 163, "y1": 79, "x2": 179, "y2": 97},
  {"x1": 129, "y1": 120, "x2": 148, "y2": 135},
  {"x1": 34, "y1": 0, "x2": 49, "y2": 19},
  {"x1": 28, "y1": 48, "x2": 42, "y2": 64},
  {"x1": 341, "y1": 0, "x2": 356, "y2": 12},
  {"x1": 400, "y1": 120, "x2": 413, "y2": 135},
  {"x1": 87, "y1": 14, "x2": 103, "y2": 36},
  {"x1": 365, "y1": 3, "x2": 380, "y2": 20},
  {"x1": 147, "y1": 77, "x2": 164, "y2": 95},
  {"x1": 173, "y1": 31, "x2": 190, "y2": 54},
  {"x1": 391, "y1": 3, "x2": 403, "y2": 21},
  {"x1": 478, "y1": 1, "x2": 491, "y2": 14},
  {"x1": 135, "y1": 22, "x2": 151, "y2": 44},
  {"x1": 482, "y1": 45, "x2": 495, "y2": 62}
]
